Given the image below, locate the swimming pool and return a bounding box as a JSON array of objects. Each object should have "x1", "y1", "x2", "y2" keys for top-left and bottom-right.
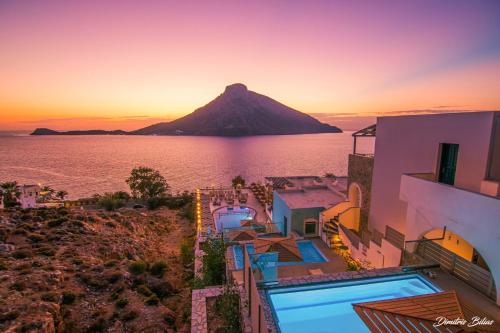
[
  {"x1": 213, "y1": 206, "x2": 256, "y2": 232},
  {"x1": 267, "y1": 274, "x2": 441, "y2": 333},
  {"x1": 232, "y1": 240, "x2": 327, "y2": 270}
]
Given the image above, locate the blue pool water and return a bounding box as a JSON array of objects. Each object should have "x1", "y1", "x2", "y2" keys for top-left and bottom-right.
[
  {"x1": 214, "y1": 207, "x2": 254, "y2": 232},
  {"x1": 232, "y1": 240, "x2": 327, "y2": 270},
  {"x1": 267, "y1": 274, "x2": 441, "y2": 333}
]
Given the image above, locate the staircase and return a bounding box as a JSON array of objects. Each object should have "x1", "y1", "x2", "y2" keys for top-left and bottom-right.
[
  {"x1": 322, "y1": 216, "x2": 342, "y2": 248},
  {"x1": 322, "y1": 206, "x2": 361, "y2": 248}
]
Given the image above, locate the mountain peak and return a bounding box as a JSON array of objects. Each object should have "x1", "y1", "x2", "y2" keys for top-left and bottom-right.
[
  {"x1": 223, "y1": 83, "x2": 248, "y2": 98},
  {"x1": 134, "y1": 84, "x2": 342, "y2": 136}
]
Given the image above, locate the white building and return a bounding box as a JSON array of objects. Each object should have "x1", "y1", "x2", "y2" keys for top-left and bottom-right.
[
  {"x1": 18, "y1": 184, "x2": 41, "y2": 209},
  {"x1": 321, "y1": 111, "x2": 500, "y2": 304}
]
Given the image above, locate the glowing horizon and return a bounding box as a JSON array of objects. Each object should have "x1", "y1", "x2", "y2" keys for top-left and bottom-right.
[{"x1": 1, "y1": 0, "x2": 500, "y2": 131}]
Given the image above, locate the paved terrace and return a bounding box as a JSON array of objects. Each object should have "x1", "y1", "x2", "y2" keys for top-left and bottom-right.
[
  {"x1": 276, "y1": 238, "x2": 347, "y2": 278},
  {"x1": 275, "y1": 185, "x2": 345, "y2": 209},
  {"x1": 428, "y1": 267, "x2": 500, "y2": 322},
  {"x1": 207, "y1": 188, "x2": 269, "y2": 225}
]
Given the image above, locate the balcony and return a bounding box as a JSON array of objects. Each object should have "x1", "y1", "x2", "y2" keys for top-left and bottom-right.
[{"x1": 400, "y1": 173, "x2": 500, "y2": 304}]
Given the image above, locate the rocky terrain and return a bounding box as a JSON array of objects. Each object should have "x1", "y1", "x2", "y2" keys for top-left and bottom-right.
[{"x1": 0, "y1": 206, "x2": 195, "y2": 333}]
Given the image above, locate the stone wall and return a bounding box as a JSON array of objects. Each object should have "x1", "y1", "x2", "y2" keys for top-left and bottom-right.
[{"x1": 347, "y1": 154, "x2": 374, "y2": 232}]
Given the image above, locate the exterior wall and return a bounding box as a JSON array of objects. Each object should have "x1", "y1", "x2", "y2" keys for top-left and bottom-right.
[
  {"x1": 321, "y1": 201, "x2": 351, "y2": 222},
  {"x1": 369, "y1": 112, "x2": 497, "y2": 238},
  {"x1": 291, "y1": 207, "x2": 323, "y2": 236},
  {"x1": 425, "y1": 229, "x2": 474, "y2": 261},
  {"x1": 339, "y1": 225, "x2": 401, "y2": 268},
  {"x1": 400, "y1": 174, "x2": 500, "y2": 304},
  {"x1": 338, "y1": 207, "x2": 360, "y2": 231},
  {"x1": 272, "y1": 192, "x2": 292, "y2": 236},
  {"x1": 348, "y1": 154, "x2": 374, "y2": 232}
]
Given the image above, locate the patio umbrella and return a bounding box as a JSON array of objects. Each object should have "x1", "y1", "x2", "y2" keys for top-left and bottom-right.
[
  {"x1": 228, "y1": 229, "x2": 257, "y2": 242},
  {"x1": 253, "y1": 237, "x2": 302, "y2": 262}
]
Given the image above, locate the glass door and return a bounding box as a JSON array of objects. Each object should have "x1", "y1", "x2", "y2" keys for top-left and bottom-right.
[{"x1": 438, "y1": 143, "x2": 459, "y2": 185}]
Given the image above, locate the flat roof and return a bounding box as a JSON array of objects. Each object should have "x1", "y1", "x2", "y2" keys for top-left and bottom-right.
[{"x1": 276, "y1": 186, "x2": 345, "y2": 209}]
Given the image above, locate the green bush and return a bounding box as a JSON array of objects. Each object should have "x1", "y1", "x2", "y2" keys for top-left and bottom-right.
[
  {"x1": 104, "y1": 259, "x2": 118, "y2": 268},
  {"x1": 98, "y1": 193, "x2": 125, "y2": 211},
  {"x1": 180, "y1": 201, "x2": 194, "y2": 222},
  {"x1": 86, "y1": 317, "x2": 107, "y2": 333},
  {"x1": 148, "y1": 280, "x2": 174, "y2": 299},
  {"x1": 200, "y1": 238, "x2": 226, "y2": 286},
  {"x1": 214, "y1": 287, "x2": 241, "y2": 333},
  {"x1": 0, "y1": 261, "x2": 8, "y2": 270},
  {"x1": 28, "y1": 233, "x2": 44, "y2": 243},
  {"x1": 37, "y1": 246, "x2": 55, "y2": 257},
  {"x1": 122, "y1": 310, "x2": 139, "y2": 321},
  {"x1": 115, "y1": 298, "x2": 129, "y2": 308},
  {"x1": 12, "y1": 249, "x2": 32, "y2": 259},
  {"x1": 180, "y1": 237, "x2": 194, "y2": 266},
  {"x1": 128, "y1": 260, "x2": 148, "y2": 275},
  {"x1": 105, "y1": 221, "x2": 116, "y2": 228},
  {"x1": 41, "y1": 292, "x2": 58, "y2": 302},
  {"x1": 136, "y1": 284, "x2": 153, "y2": 296},
  {"x1": 147, "y1": 192, "x2": 193, "y2": 210},
  {"x1": 149, "y1": 261, "x2": 168, "y2": 277},
  {"x1": 145, "y1": 295, "x2": 160, "y2": 306},
  {"x1": 48, "y1": 217, "x2": 67, "y2": 228},
  {"x1": 78, "y1": 273, "x2": 106, "y2": 289},
  {"x1": 0, "y1": 310, "x2": 19, "y2": 322},
  {"x1": 10, "y1": 281, "x2": 25, "y2": 291},
  {"x1": 61, "y1": 291, "x2": 77, "y2": 305},
  {"x1": 106, "y1": 271, "x2": 123, "y2": 284}
]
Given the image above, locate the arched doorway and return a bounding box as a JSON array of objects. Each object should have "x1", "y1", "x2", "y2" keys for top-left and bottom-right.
[{"x1": 348, "y1": 182, "x2": 362, "y2": 208}]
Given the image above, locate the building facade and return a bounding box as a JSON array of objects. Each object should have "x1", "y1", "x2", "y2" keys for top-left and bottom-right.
[
  {"x1": 335, "y1": 111, "x2": 500, "y2": 304},
  {"x1": 18, "y1": 185, "x2": 40, "y2": 209}
]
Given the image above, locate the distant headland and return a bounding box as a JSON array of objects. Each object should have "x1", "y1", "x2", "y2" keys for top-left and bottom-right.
[{"x1": 31, "y1": 84, "x2": 342, "y2": 137}]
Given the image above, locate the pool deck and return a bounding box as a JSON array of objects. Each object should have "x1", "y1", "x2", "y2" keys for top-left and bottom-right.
[
  {"x1": 428, "y1": 267, "x2": 500, "y2": 322},
  {"x1": 208, "y1": 188, "x2": 269, "y2": 226}
]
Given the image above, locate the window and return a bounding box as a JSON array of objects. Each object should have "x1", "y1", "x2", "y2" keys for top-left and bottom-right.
[
  {"x1": 305, "y1": 221, "x2": 316, "y2": 234},
  {"x1": 438, "y1": 143, "x2": 459, "y2": 186},
  {"x1": 488, "y1": 117, "x2": 500, "y2": 180}
]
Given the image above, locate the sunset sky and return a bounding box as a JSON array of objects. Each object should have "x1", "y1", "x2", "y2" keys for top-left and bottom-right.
[{"x1": 1, "y1": 0, "x2": 500, "y2": 132}]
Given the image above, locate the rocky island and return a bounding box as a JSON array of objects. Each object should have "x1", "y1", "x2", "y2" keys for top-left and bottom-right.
[{"x1": 31, "y1": 84, "x2": 342, "y2": 137}]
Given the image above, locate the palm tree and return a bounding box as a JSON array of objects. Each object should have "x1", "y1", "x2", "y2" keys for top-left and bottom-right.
[
  {"x1": 40, "y1": 186, "x2": 55, "y2": 202},
  {"x1": 0, "y1": 181, "x2": 21, "y2": 208},
  {"x1": 56, "y1": 190, "x2": 68, "y2": 201}
]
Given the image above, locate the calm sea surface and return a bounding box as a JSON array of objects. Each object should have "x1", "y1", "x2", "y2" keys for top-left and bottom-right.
[{"x1": 0, "y1": 133, "x2": 374, "y2": 199}]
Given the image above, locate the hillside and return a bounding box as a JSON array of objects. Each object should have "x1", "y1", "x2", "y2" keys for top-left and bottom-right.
[
  {"x1": 133, "y1": 83, "x2": 342, "y2": 136},
  {"x1": 0, "y1": 207, "x2": 194, "y2": 332}
]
